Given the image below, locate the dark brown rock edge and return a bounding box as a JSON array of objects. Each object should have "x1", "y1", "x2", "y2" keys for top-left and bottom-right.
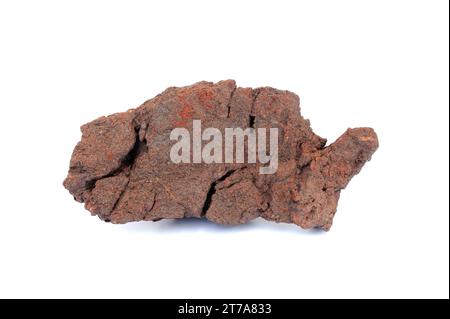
[{"x1": 64, "y1": 80, "x2": 378, "y2": 231}]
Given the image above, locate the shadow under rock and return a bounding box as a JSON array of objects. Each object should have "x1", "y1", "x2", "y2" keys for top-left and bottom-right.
[{"x1": 119, "y1": 217, "x2": 325, "y2": 236}]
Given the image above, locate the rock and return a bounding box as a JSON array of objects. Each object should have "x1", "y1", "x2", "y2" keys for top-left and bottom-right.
[{"x1": 63, "y1": 80, "x2": 378, "y2": 230}]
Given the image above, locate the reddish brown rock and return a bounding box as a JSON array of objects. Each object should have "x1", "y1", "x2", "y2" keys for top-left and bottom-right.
[{"x1": 63, "y1": 80, "x2": 378, "y2": 230}]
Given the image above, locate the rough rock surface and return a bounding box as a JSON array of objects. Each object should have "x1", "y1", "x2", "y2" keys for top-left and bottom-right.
[{"x1": 64, "y1": 80, "x2": 378, "y2": 230}]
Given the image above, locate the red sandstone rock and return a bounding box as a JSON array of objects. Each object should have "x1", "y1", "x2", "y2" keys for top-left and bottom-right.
[{"x1": 63, "y1": 80, "x2": 378, "y2": 230}]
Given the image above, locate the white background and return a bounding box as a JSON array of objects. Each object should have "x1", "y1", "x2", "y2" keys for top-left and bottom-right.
[{"x1": 0, "y1": 0, "x2": 448, "y2": 299}]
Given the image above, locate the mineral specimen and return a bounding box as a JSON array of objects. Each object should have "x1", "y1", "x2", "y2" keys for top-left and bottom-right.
[{"x1": 63, "y1": 80, "x2": 378, "y2": 230}]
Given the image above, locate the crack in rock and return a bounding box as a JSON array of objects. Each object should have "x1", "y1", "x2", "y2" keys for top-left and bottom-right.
[
  {"x1": 201, "y1": 169, "x2": 238, "y2": 217},
  {"x1": 226, "y1": 86, "x2": 237, "y2": 118},
  {"x1": 82, "y1": 124, "x2": 147, "y2": 192}
]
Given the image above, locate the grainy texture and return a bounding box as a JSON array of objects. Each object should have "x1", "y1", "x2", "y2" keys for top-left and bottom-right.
[{"x1": 64, "y1": 80, "x2": 378, "y2": 230}]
